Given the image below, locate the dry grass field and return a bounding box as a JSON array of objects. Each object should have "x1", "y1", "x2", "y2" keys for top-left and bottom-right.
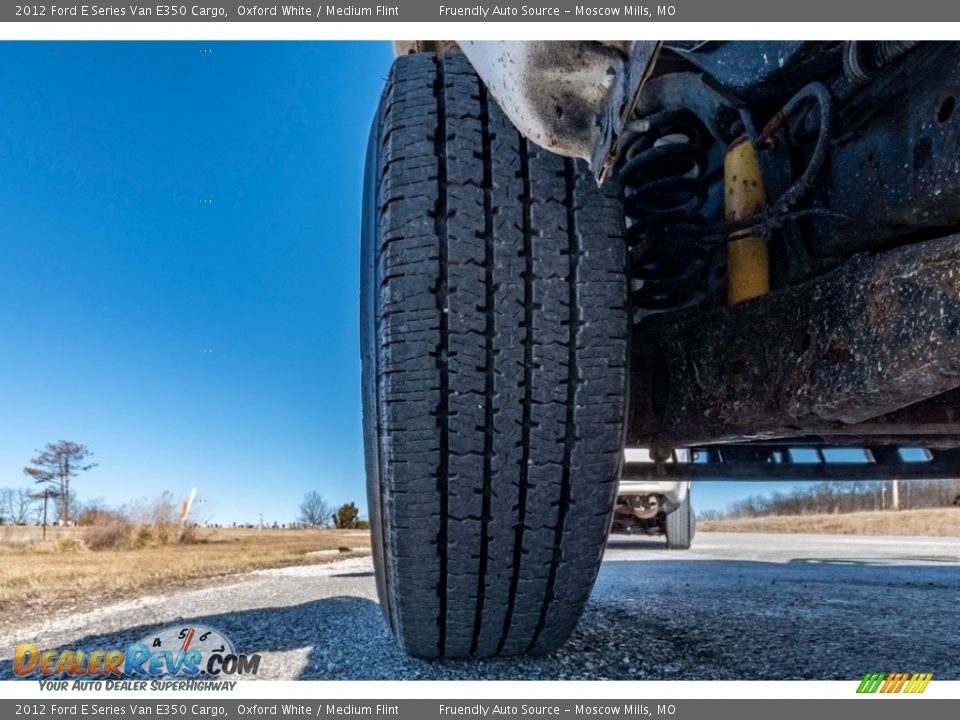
[
  {"x1": 0, "y1": 527, "x2": 370, "y2": 630},
  {"x1": 699, "y1": 507, "x2": 960, "y2": 537}
]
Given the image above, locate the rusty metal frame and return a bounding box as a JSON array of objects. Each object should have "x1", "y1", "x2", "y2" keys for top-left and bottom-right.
[{"x1": 629, "y1": 234, "x2": 960, "y2": 447}]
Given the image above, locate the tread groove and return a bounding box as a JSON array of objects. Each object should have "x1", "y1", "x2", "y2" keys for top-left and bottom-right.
[
  {"x1": 529, "y1": 157, "x2": 578, "y2": 652},
  {"x1": 471, "y1": 80, "x2": 495, "y2": 657},
  {"x1": 497, "y1": 135, "x2": 534, "y2": 655},
  {"x1": 434, "y1": 54, "x2": 449, "y2": 658}
]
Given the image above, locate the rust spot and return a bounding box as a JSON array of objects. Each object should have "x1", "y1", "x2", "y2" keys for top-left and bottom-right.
[{"x1": 824, "y1": 344, "x2": 856, "y2": 364}]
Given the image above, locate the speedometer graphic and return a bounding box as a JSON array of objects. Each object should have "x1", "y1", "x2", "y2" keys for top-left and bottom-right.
[{"x1": 127, "y1": 625, "x2": 236, "y2": 678}]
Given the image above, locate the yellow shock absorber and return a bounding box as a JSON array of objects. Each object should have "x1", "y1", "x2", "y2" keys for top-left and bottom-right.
[{"x1": 725, "y1": 136, "x2": 769, "y2": 305}]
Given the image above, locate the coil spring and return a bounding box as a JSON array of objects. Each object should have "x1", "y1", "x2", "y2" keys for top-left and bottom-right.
[{"x1": 619, "y1": 109, "x2": 715, "y2": 313}]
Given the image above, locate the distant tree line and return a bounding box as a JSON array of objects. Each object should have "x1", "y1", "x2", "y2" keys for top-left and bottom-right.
[
  {"x1": 719, "y1": 479, "x2": 960, "y2": 519},
  {"x1": 2, "y1": 440, "x2": 372, "y2": 532},
  {"x1": 298, "y1": 492, "x2": 368, "y2": 529},
  {"x1": 0, "y1": 487, "x2": 84, "y2": 526}
]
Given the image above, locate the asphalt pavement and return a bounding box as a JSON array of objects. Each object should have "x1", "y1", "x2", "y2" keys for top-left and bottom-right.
[{"x1": 2, "y1": 532, "x2": 958, "y2": 680}]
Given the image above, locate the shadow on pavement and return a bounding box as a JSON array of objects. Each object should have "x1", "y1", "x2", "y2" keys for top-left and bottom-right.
[{"x1": 1, "y1": 558, "x2": 958, "y2": 680}]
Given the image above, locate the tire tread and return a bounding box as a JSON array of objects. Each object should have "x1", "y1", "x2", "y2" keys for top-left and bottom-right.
[{"x1": 367, "y1": 53, "x2": 627, "y2": 658}]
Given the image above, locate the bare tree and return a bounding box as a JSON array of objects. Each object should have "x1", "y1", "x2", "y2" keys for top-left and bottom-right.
[
  {"x1": 0, "y1": 487, "x2": 41, "y2": 525},
  {"x1": 23, "y1": 441, "x2": 97, "y2": 525},
  {"x1": 299, "y1": 491, "x2": 333, "y2": 528}
]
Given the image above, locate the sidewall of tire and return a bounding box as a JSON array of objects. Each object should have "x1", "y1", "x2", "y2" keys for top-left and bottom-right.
[{"x1": 360, "y1": 111, "x2": 393, "y2": 631}]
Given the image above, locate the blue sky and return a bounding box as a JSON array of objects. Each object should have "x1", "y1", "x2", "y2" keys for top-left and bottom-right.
[
  {"x1": 0, "y1": 42, "x2": 393, "y2": 525},
  {"x1": 0, "y1": 41, "x2": 825, "y2": 523}
]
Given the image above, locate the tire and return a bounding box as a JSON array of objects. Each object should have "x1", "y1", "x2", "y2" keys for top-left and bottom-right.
[
  {"x1": 361, "y1": 53, "x2": 629, "y2": 659},
  {"x1": 665, "y1": 495, "x2": 696, "y2": 550}
]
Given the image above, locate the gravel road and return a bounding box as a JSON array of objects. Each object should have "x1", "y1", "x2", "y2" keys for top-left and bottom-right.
[{"x1": 2, "y1": 532, "x2": 958, "y2": 680}]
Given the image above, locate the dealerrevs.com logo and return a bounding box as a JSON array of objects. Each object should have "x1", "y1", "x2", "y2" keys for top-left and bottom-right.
[
  {"x1": 857, "y1": 672, "x2": 933, "y2": 694},
  {"x1": 13, "y1": 624, "x2": 260, "y2": 682}
]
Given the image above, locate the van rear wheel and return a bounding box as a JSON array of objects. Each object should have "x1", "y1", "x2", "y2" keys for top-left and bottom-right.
[{"x1": 665, "y1": 495, "x2": 696, "y2": 550}]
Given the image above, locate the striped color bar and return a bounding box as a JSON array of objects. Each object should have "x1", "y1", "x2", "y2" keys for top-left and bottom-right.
[
  {"x1": 857, "y1": 672, "x2": 932, "y2": 694},
  {"x1": 906, "y1": 673, "x2": 934, "y2": 693},
  {"x1": 857, "y1": 673, "x2": 885, "y2": 693}
]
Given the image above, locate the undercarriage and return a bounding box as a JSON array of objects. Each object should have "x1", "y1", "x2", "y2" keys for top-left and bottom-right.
[
  {"x1": 459, "y1": 40, "x2": 960, "y2": 482},
  {"x1": 618, "y1": 42, "x2": 960, "y2": 483}
]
